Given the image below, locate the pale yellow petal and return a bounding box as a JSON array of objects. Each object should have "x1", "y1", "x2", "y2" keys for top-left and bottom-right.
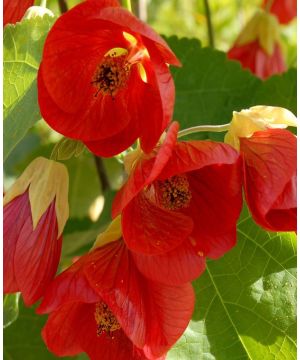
[{"x1": 92, "y1": 216, "x2": 122, "y2": 250}]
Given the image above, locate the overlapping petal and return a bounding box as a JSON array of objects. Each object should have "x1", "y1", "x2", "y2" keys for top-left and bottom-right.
[
  {"x1": 240, "y1": 129, "x2": 296, "y2": 231},
  {"x1": 39, "y1": 240, "x2": 194, "y2": 359}
]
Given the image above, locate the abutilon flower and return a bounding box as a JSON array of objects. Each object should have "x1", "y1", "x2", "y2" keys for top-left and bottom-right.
[
  {"x1": 37, "y1": 225, "x2": 194, "y2": 360},
  {"x1": 228, "y1": 10, "x2": 286, "y2": 79},
  {"x1": 225, "y1": 106, "x2": 297, "y2": 232},
  {"x1": 4, "y1": 157, "x2": 69, "y2": 305},
  {"x1": 112, "y1": 122, "x2": 243, "y2": 285},
  {"x1": 262, "y1": 0, "x2": 297, "y2": 24},
  {"x1": 3, "y1": 0, "x2": 34, "y2": 26},
  {"x1": 38, "y1": 0, "x2": 180, "y2": 157}
]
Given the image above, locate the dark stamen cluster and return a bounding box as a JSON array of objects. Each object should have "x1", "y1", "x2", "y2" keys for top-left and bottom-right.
[
  {"x1": 94, "y1": 302, "x2": 121, "y2": 338},
  {"x1": 92, "y1": 54, "x2": 130, "y2": 97},
  {"x1": 157, "y1": 175, "x2": 192, "y2": 210}
]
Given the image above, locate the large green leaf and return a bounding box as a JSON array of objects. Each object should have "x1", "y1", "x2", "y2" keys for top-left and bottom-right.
[
  {"x1": 167, "y1": 36, "x2": 296, "y2": 141},
  {"x1": 3, "y1": 15, "x2": 55, "y2": 161},
  {"x1": 168, "y1": 208, "x2": 296, "y2": 360}
]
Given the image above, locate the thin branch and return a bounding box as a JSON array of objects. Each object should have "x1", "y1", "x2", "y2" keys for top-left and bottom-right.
[
  {"x1": 93, "y1": 155, "x2": 110, "y2": 192},
  {"x1": 178, "y1": 124, "x2": 230, "y2": 138},
  {"x1": 58, "y1": 0, "x2": 68, "y2": 13},
  {"x1": 203, "y1": 0, "x2": 215, "y2": 48}
]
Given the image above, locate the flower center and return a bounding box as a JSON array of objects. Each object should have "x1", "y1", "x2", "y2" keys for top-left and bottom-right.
[
  {"x1": 94, "y1": 302, "x2": 121, "y2": 337},
  {"x1": 92, "y1": 52, "x2": 130, "y2": 97},
  {"x1": 157, "y1": 174, "x2": 192, "y2": 210}
]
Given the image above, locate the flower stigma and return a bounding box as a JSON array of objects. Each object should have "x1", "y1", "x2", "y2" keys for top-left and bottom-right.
[
  {"x1": 94, "y1": 302, "x2": 121, "y2": 338},
  {"x1": 157, "y1": 175, "x2": 192, "y2": 210}
]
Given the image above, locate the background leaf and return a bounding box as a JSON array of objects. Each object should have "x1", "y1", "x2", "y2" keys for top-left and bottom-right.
[
  {"x1": 168, "y1": 208, "x2": 296, "y2": 360},
  {"x1": 3, "y1": 15, "x2": 55, "y2": 160},
  {"x1": 167, "y1": 37, "x2": 296, "y2": 142}
]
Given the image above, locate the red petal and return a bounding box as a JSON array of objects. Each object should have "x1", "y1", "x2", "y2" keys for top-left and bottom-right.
[
  {"x1": 112, "y1": 122, "x2": 179, "y2": 216},
  {"x1": 132, "y1": 239, "x2": 206, "y2": 285},
  {"x1": 37, "y1": 254, "x2": 100, "y2": 314},
  {"x1": 4, "y1": 193, "x2": 29, "y2": 293},
  {"x1": 42, "y1": 302, "x2": 145, "y2": 359},
  {"x1": 93, "y1": 7, "x2": 180, "y2": 66},
  {"x1": 84, "y1": 241, "x2": 195, "y2": 357},
  {"x1": 240, "y1": 129, "x2": 296, "y2": 231},
  {"x1": 184, "y1": 162, "x2": 242, "y2": 258},
  {"x1": 263, "y1": 0, "x2": 297, "y2": 24},
  {"x1": 122, "y1": 193, "x2": 193, "y2": 254},
  {"x1": 4, "y1": 192, "x2": 62, "y2": 306},
  {"x1": 4, "y1": 0, "x2": 33, "y2": 26},
  {"x1": 158, "y1": 140, "x2": 241, "y2": 179},
  {"x1": 228, "y1": 40, "x2": 286, "y2": 79}
]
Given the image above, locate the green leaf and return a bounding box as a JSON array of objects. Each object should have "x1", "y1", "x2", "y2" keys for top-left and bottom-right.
[
  {"x1": 4, "y1": 301, "x2": 87, "y2": 360},
  {"x1": 168, "y1": 209, "x2": 296, "y2": 360},
  {"x1": 3, "y1": 293, "x2": 20, "y2": 329},
  {"x1": 3, "y1": 15, "x2": 55, "y2": 161},
  {"x1": 166, "y1": 36, "x2": 296, "y2": 140}
]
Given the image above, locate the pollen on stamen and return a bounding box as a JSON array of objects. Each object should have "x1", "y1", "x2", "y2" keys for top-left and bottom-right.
[
  {"x1": 157, "y1": 174, "x2": 192, "y2": 211},
  {"x1": 94, "y1": 302, "x2": 121, "y2": 338},
  {"x1": 92, "y1": 54, "x2": 130, "y2": 97}
]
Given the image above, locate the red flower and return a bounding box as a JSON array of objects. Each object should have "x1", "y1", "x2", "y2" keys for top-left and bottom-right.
[
  {"x1": 4, "y1": 0, "x2": 34, "y2": 26},
  {"x1": 225, "y1": 106, "x2": 297, "y2": 232},
  {"x1": 262, "y1": 0, "x2": 297, "y2": 24},
  {"x1": 38, "y1": 0, "x2": 180, "y2": 157},
  {"x1": 228, "y1": 10, "x2": 286, "y2": 79},
  {"x1": 228, "y1": 40, "x2": 285, "y2": 79},
  {"x1": 4, "y1": 157, "x2": 69, "y2": 305},
  {"x1": 38, "y1": 240, "x2": 194, "y2": 359},
  {"x1": 112, "y1": 122, "x2": 243, "y2": 285}
]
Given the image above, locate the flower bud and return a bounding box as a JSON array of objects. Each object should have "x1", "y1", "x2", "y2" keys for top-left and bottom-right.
[{"x1": 4, "y1": 157, "x2": 69, "y2": 305}]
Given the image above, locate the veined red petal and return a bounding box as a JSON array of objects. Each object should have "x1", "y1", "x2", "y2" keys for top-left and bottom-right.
[
  {"x1": 132, "y1": 239, "x2": 206, "y2": 285},
  {"x1": 183, "y1": 162, "x2": 242, "y2": 258},
  {"x1": 157, "y1": 140, "x2": 241, "y2": 179},
  {"x1": 122, "y1": 193, "x2": 193, "y2": 254},
  {"x1": 4, "y1": 0, "x2": 33, "y2": 26},
  {"x1": 37, "y1": 254, "x2": 100, "y2": 314},
  {"x1": 228, "y1": 40, "x2": 286, "y2": 79},
  {"x1": 4, "y1": 192, "x2": 62, "y2": 306},
  {"x1": 112, "y1": 122, "x2": 179, "y2": 217},
  {"x1": 84, "y1": 241, "x2": 195, "y2": 357},
  {"x1": 240, "y1": 129, "x2": 296, "y2": 231},
  {"x1": 42, "y1": 302, "x2": 146, "y2": 360}
]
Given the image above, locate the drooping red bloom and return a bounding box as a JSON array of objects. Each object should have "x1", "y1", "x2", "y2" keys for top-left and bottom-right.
[
  {"x1": 228, "y1": 40, "x2": 286, "y2": 79},
  {"x1": 3, "y1": 0, "x2": 34, "y2": 26},
  {"x1": 4, "y1": 157, "x2": 69, "y2": 305},
  {"x1": 224, "y1": 106, "x2": 297, "y2": 232},
  {"x1": 228, "y1": 10, "x2": 286, "y2": 79},
  {"x1": 38, "y1": 240, "x2": 194, "y2": 359},
  {"x1": 112, "y1": 122, "x2": 243, "y2": 285},
  {"x1": 241, "y1": 129, "x2": 296, "y2": 231},
  {"x1": 38, "y1": 0, "x2": 180, "y2": 158},
  {"x1": 262, "y1": 0, "x2": 297, "y2": 24}
]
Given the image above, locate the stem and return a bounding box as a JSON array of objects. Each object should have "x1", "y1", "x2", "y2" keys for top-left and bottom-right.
[
  {"x1": 122, "y1": 0, "x2": 132, "y2": 12},
  {"x1": 177, "y1": 124, "x2": 230, "y2": 138},
  {"x1": 40, "y1": 0, "x2": 47, "y2": 7},
  {"x1": 93, "y1": 155, "x2": 110, "y2": 192},
  {"x1": 58, "y1": 0, "x2": 68, "y2": 13},
  {"x1": 203, "y1": 0, "x2": 215, "y2": 47}
]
